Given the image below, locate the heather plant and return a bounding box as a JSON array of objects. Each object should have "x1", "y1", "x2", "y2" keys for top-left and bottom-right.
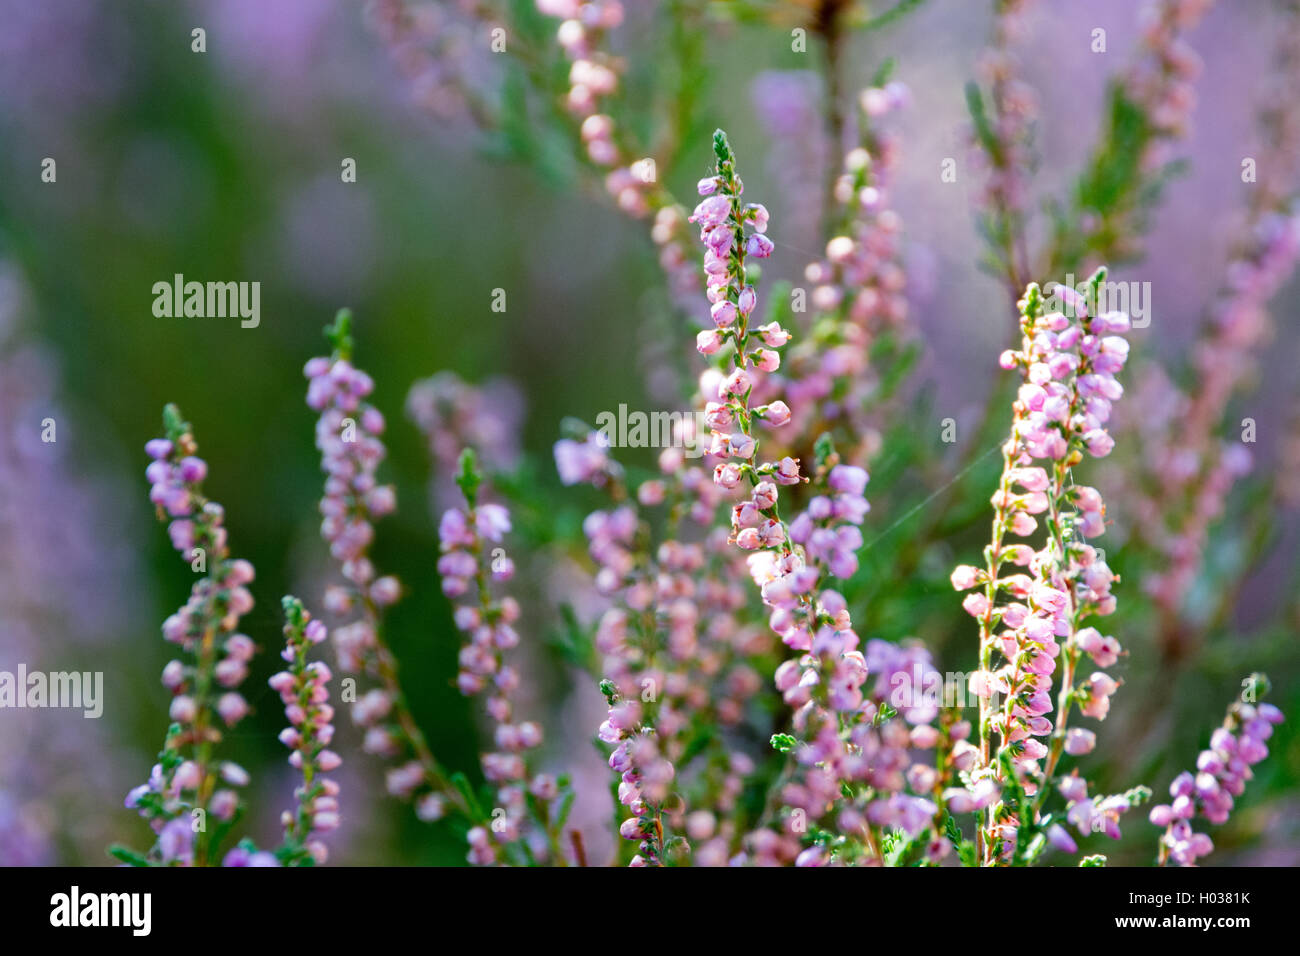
[
  {"x1": 117, "y1": 120, "x2": 1286, "y2": 866},
  {"x1": 117, "y1": 410, "x2": 341, "y2": 866},
  {"x1": 3, "y1": 0, "x2": 1281, "y2": 868}
]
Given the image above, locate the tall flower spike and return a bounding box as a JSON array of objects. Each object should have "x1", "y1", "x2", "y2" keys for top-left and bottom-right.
[
  {"x1": 1049, "y1": 0, "x2": 1215, "y2": 270},
  {"x1": 554, "y1": 418, "x2": 770, "y2": 867},
  {"x1": 1149, "y1": 678, "x2": 1283, "y2": 866},
  {"x1": 439, "y1": 448, "x2": 568, "y2": 865},
  {"x1": 305, "y1": 309, "x2": 467, "y2": 821},
  {"x1": 124, "y1": 405, "x2": 257, "y2": 867},
  {"x1": 969, "y1": 0, "x2": 1038, "y2": 295},
  {"x1": 689, "y1": 131, "x2": 946, "y2": 866},
  {"x1": 952, "y1": 271, "x2": 1132, "y2": 864},
  {"x1": 553, "y1": 428, "x2": 679, "y2": 867},
  {"x1": 535, "y1": 0, "x2": 703, "y2": 321},
  {"x1": 777, "y1": 78, "x2": 909, "y2": 459},
  {"x1": 271, "y1": 596, "x2": 341, "y2": 867}
]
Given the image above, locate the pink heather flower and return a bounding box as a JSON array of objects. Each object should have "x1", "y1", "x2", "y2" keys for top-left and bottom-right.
[
  {"x1": 737, "y1": 285, "x2": 757, "y2": 314},
  {"x1": 1064, "y1": 728, "x2": 1096, "y2": 755},
  {"x1": 711, "y1": 299, "x2": 738, "y2": 328},
  {"x1": 962, "y1": 592, "x2": 990, "y2": 618},
  {"x1": 690, "y1": 194, "x2": 730, "y2": 228},
  {"x1": 720, "y1": 368, "x2": 752, "y2": 398},
  {"x1": 752, "y1": 348, "x2": 780, "y2": 372},
  {"x1": 773, "y1": 457, "x2": 801, "y2": 484},
  {"x1": 1047, "y1": 823, "x2": 1077, "y2": 854},
  {"x1": 714, "y1": 463, "x2": 742, "y2": 489},
  {"x1": 554, "y1": 433, "x2": 609, "y2": 486},
  {"x1": 968, "y1": 670, "x2": 998, "y2": 699},
  {"x1": 758, "y1": 401, "x2": 791, "y2": 426},
  {"x1": 757, "y1": 322, "x2": 791, "y2": 347},
  {"x1": 132, "y1": 406, "x2": 265, "y2": 863},
  {"x1": 950, "y1": 565, "x2": 982, "y2": 590}
]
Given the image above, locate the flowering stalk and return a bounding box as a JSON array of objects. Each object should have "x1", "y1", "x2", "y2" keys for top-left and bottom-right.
[
  {"x1": 777, "y1": 78, "x2": 910, "y2": 460},
  {"x1": 555, "y1": 433, "x2": 683, "y2": 866},
  {"x1": 305, "y1": 309, "x2": 467, "y2": 819},
  {"x1": 368, "y1": 0, "x2": 520, "y2": 127},
  {"x1": 1129, "y1": 0, "x2": 1300, "y2": 653},
  {"x1": 121, "y1": 405, "x2": 257, "y2": 866},
  {"x1": 967, "y1": 0, "x2": 1038, "y2": 296},
  {"x1": 1149, "y1": 677, "x2": 1283, "y2": 865},
  {"x1": 952, "y1": 271, "x2": 1131, "y2": 864},
  {"x1": 556, "y1": 426, "x2": 769, "y2": 866},
  {"x1": 1048, "y1": 0, "x2": 1215, "y2": 271},
  {"x1": 439, "y1": 448, "x2": 569, "y2": 865},
  {"x1": 271, "y1": 596, "x2": 342, "y2": 866},
  {"x1": 691, "y1": 130, "x2": 951, "y2": 865},
  {"x1": 532, "y1": 0, "x2": 705, "y2": 317},
  {"x1": 406, "y1": 370, "x2": 524, "y2": 513}
]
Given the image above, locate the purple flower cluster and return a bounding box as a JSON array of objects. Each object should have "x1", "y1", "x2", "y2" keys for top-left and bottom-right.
[
  {"x1": 1150, "y1": 699, "x2": 1283, "y2": 865},
  {"x1": 306, "y1": 313, "x2": 465, "y2": 822},
  {"x1": 406, "y1": 371, "x2": 525, "y2": 511},
  {"x1": 127, "y1": 407, "x2": 258, "y2": 866},
  {"x1": 1057, "y1": 773, "x2": 1147, "y2": 850},
  {"x1": 789, "y1": 464, "x2": 870, "y2": 579},
  {"x1": 306, "y1": 350, "x2": 400, "y2": 673},
  {"x1": 269, "y1": 597, "x2": 341, "y2": 866},
  {"x1": 437, "y1": 460, "x2": 563, "y2": 864}
]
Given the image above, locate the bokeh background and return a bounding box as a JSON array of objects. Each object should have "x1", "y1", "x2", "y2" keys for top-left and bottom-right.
[{"x1": 0, "y1": 0, "x2": 1296, "y2": 865}]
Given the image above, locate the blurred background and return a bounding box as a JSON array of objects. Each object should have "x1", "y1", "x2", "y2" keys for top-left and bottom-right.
[{"x1": 0, "y1": 0, "x2": 1296, "y2": 865}]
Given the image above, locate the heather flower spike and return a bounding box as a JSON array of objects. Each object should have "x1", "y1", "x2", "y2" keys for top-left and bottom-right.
[
  {"x1": 119, "y1": 405, "x2": 259, "y2": 867},
  {"x1": 273, "y1": 596, "x2": 341, "y2": 866},
  {"x1": 1150, "y1": 676, "x2": 1283, "y2": 866},
  {"x1": 689, "y1": 130, "x2": 947, "y2": 866},
  {"x1": 307, "y1": 309, "x2": 467, "y2": 820},
  {"x1": 953, "y1": 269, "x2": 1133, "y2": 864},
  {"x1": 439, "y1": 448, "x2": 572, "y2": 864}
]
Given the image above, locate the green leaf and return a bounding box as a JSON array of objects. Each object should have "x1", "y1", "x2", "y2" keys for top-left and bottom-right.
[
  {"x1": 964, "y1": 82, "x2": 1000, "y2": 157},
  {"x1": 770, "y1": 733, "x2": 798, "y2": 753},
  {"x1": 449, "y1": 772, "x2": 487, "y2": 822},
  {"x1": 108, "y1": 845, "x2": 153, "y2": 867},
  {"x1": 814, "y1": 433, "x2": 837, "y2": 472},
  {"x1": 712, "y1": 128, "x2": 732, "y2": 166},
  {"x1": 862, "y1": 0, "x2": 928, "y2": 33},
  {"x1": 555, "y1": 789, "x2": 577, "y2": 831},
  {"x1": 456, "y1": 448, "x2": 482, "y2": 505}
]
